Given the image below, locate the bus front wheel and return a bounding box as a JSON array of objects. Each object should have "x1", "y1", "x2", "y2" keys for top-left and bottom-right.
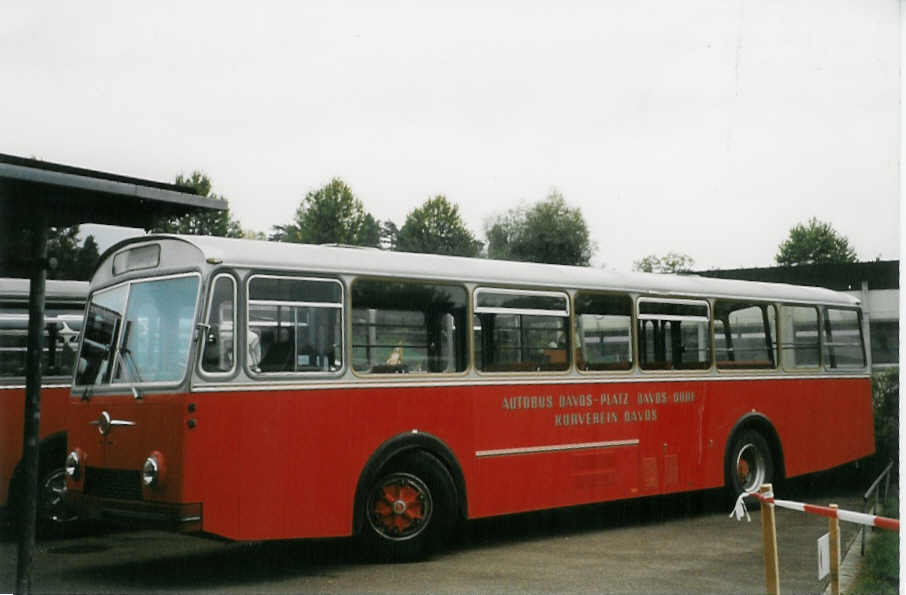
[
  {"x1": 727, "y1": 429, "x2": 774, "y2": 496},
  {"x1": 361, "y1": 450, "x2": 455, "y2": 561}
]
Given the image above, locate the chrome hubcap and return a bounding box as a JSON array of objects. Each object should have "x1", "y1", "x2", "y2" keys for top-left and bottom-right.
[
  {"x1": 736, "y1": 443, "x2": 766, "y2": 492},
  {"x1": 41, "y1": 468, "x2": 75, "y2": 524},
  {"x1": 368, "y1": 472, "x2": 432, "y2": 541}
]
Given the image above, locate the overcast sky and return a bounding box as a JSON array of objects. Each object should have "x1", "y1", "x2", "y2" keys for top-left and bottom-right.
[{"x1": 2, "y1": 1, "x2": 899, "y2": 271}]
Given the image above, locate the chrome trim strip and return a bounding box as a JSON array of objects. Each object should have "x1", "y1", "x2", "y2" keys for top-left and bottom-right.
[
  {"x1": 250, "y1": 299, "x2": 342, "y2": 309},
  {"x1": 0, "y1": 383, "x2": 71, "y2": 390},
  {"x1": 190, "y1": 373, "x2": 872, "y2": 393},
  {"x1": 638, "y1": 314, "x2": 709, "y2": 323},
  {"x1": 474, "y1": 287, "x2": 570, "y2": 316},
  {"x1": 638, "y1": 297, "x2": 709, "y2": 307},
  {"x1": 476, "y1": 439, "x2": 639, "y2": 458}
]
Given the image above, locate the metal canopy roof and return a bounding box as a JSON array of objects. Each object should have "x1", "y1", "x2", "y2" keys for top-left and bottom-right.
[
  {"x1": 3, "y1": 152, "x2": 227, "y2": 593},
  {"x1": 0, "y1": 152, "x2": 225, "y2": 229}
]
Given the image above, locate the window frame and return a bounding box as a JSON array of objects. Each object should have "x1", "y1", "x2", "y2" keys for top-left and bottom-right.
[
  {"x1": 779, "y1": 303, "x2": 822, "y2": 372},
  {"x1": 822, "y1": 306, "x2": 867, "y2": 371},
  {"x1": 348, "y1": 277, "x2": 470, "y2": 377},
  {"x1": 245, "y1": 273, "x2": 346, "y2": 379},
  {"x1": 636, "y1": 296, "x2": 712, "y2": 372},
  {"x1": 472, "y1": 286, "x2": 571, "y2": 375},
  {"x1": 72, "y1": 271, "x2": 203, "y2": 392},
  {"x1": 198, "y1": 272, "x2": 239, "y2": 379},
  {"x1": 712, "y1": 300, "x2": 778, "y2": 372},
  {"x1": 0, "y1": 301, "x2": 85, "y2": 384},
  {"x1": 573, "y1": 291, "x2": 634, "y2": 374}
]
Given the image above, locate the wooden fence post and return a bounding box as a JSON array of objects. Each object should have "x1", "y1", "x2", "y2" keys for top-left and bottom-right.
[
  {"x1": 759, "y1": 483, "x2": 780, "y2": 595},
  {"x1": 829, "y1": 504, "x2": 840, "y2": 595}
]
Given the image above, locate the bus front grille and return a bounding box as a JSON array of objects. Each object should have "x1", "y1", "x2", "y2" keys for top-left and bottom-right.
[{"x1": 85, "y1": 467, "x2": 142, "y2": 501}]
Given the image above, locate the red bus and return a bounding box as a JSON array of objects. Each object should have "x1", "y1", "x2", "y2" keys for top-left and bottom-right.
[
  {"x1": 64, "y1": 236, "x2": 874, "y2": 559},
  {"x1": 1, "y1": 277, "x2": 87, "y2": 533}
]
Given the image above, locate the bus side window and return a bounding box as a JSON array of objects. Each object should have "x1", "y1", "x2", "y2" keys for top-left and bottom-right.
[
  {"x1": 637, "y1": 298, "x2": 710, "y2": 371},
  {"x1": 714, "y1": 302, "x2": 777, "y2": 369},
  {"x1": 0, "y1": 304, "x2": 82, "y2": 379},
  {"x1": 202, "y1": 274, "x2": 236, "y2": 374},
  {"x1": 0, "y1": 307, "x2": 28, "y2": 377},
  {"x1": 473, "y1": 289, "x2": 570, "y2": 373},
  {"x1": 780, "y1": 305, "x2": 820, "y2": 369},
  {"x1": 247, "y1": 275, "x2": 344, "y2": 376},
  {"x1": 574, "y1": 293, "x2": 632, "y2": 371},
  {"x1": 823, "y1": 308, "x2": 866, "y2": 369},
  {"x1": 351, "y1": 280, "x2": 468, "y2": 374}
]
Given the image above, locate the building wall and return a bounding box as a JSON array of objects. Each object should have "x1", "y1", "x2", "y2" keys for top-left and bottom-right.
[{"x1": 848, "y1": 288, "x2": 900, "y2": 368}]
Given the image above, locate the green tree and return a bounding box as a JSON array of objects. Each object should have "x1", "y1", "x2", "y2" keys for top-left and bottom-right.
[
  {"x1": 379, "y1": 220, "x2": 399, "y2": 251},
  {"x1": 0, "y1": 226, "x2": 100, "y2": 280},
  {"x1": 633, "y1": 252, "x2": 695, "y2": 274},
  {"x1": 150, "y1": 171, "x2": 243, "y2": 238},
  {"x1": 240, "y1": 229, "x2": 267, "y2": 241},
  {"x1": 272, "y1": 178, "x2": 380, "y2": 247},
  {"x1": 872, "y1": 369, "x2": 898, "y2": 468},
  {"x1": 775, "y1": 217, "x2": 858, "y2": 266},
  {"x1": 71, "y1": 234, "x2": 100, "y2": 279},
  {"x1": 485, "y1": 191, "x2": 594, "y2": 266},
  {"x1": 396, "y1": 195, "x2": 482, "y2": 257}
]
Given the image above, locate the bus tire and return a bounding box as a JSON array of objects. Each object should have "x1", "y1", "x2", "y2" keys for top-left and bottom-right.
[
  {"x1": 9, "y1": 442, "x2": 73, "y2": 540},
  {"x1": 726, "y1": 429, "x2": 774, "y2": 497},
  {"x1": 360, "y1": 450, "x2": 455, "y2": 561}
]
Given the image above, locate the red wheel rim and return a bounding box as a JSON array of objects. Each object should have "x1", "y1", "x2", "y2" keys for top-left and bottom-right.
[{"x1": 368, "y1": 472, "x2": 433, "y2": 541}]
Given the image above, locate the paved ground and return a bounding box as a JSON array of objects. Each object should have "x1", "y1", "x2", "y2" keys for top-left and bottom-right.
[{"x1": 1, "y1": 469, "x2": 877, "y2": 594}]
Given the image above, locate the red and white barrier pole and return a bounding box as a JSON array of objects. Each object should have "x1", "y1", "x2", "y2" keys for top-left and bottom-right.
[
  {"x1": 759, "y1": 485, "x2": 781, "y2": 595},
  {"x1": 730, "y1": 487, "x2": 900, "y2": 531}
]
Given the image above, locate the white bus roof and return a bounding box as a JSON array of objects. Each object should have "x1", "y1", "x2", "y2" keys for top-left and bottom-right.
[
  {"x1": 104, "y1": 235, "x2": 860, "y2": 307},
  {"x1": 0, "y1": 277, "x2": 89, "y2": 301}
]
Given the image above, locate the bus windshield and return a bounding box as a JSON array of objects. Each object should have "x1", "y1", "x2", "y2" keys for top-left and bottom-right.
[{"x1": 75, "y1": 275, "x2": 200, "y2": 387}]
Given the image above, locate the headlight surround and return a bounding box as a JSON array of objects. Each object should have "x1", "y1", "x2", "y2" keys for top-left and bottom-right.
[
  {"x1": 142, "y1": 455, "x2": 159, "y2": 487},
  {"x1": 65, "y1": 450, "x2": 81, "y2": 480},
  {"x1": 142, "y1": 451, "x2": 165, "y2": 488}
]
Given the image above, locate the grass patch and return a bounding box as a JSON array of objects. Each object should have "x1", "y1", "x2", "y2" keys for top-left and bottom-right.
[{"x1": 849, "y1": 498, "x2": 899, "y2": 595}]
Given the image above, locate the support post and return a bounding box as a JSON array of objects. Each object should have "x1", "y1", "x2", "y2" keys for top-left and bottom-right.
[
  {"x1": 759, "y1": 483, "x2": 780, "y2": 595},
  {"x1": 15, "y1": 216, "x2": 49, "y2": 595},
  {"x1": 829, "y1": 504, "x2": 840, "y2": 595}
]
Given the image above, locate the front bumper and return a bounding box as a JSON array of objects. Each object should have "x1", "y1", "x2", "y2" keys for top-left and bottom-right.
[{"x1": 67, "y1": 493, "x2": 202, "y2": 532}]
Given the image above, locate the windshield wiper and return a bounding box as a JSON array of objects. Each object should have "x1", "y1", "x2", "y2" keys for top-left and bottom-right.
[{"x1": 118, "y1": 321, "x2": 143, "y2": 384}]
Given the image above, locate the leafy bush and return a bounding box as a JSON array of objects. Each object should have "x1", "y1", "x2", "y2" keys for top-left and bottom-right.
[
  {"x1": 850, "y1": 500, "x2": 899, "y2": 595},
  {"x1": 872, "y1": 369, "x2": 898, "y2": 467}
]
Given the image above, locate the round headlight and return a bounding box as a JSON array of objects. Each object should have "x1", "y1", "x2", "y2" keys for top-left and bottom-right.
[
  {"x1": 142, "y1": 455, "x2": 159, "y2": 487},
  {"x1": 65, "y1": 451, "x2": 80, "y2": 479}
]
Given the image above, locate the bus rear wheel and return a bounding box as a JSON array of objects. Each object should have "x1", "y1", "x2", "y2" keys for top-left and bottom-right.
[
  {"x1": 361, "y1": 451, "x2": 455, "y2": 561},
  {"x1": 727, "y1": 429, "x2": 774, "y2": 496}
]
